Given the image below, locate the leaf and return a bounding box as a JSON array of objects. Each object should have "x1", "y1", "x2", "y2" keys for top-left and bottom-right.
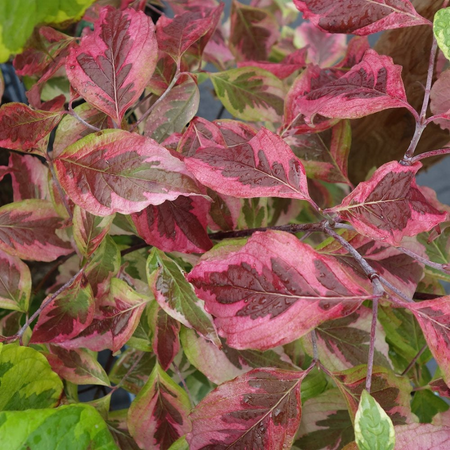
[
  {"x1": 355, "y1": 390, "x2": 395, "y2": 450},
  {"x1": 296, "y1": 50, "x2": 409, "y2": 124},
  {"x1": 73, "y1": 206, "x2": 114, "y2": 258},
  {"x1": 132, "y1": 195, "x2": 212, "y2": 254},
  {"x1": 0, "y1": 344, "x2": 63, "y2": 411},
  {"x1": 188, "y1": 367, "x2": 306, "y2": 450},
  {"x1": 407, "y1": 297, "x2": 450, "y2": 387},
  {"x1": 295, "y1": 22, "x2": 346, "y2": 68},
  {"x1": 143, "y1": 75, "x2": 200, "y2": 144},
  {"x1": 293, "y1": 0, "x2": 429, "y2": 35},
  {"x1": 229, "y1": 0, "x2": 279, "y2": 62},
  {"x1": 0, "y1": 0, "x2": 95, "y2": 63},
  {"x1": 185, "y1": 127, "x2": 313, "y2": 203},
  {"x1": 156, "y1": 4, "x2": 224, "y2": 63},
  {"x1": 302, "y1": 307, "x2": 391, "y2": 372},
  {"x1": 395, "y1": 423, "x2": 450, "y2": 449},
  {"x1": 295, "y1": 388, "x2": 354, "y2": 450},
  {"x1": 8, "y1": 153, "x2": 50, "y2": 202},
  {"x1": 0, "y1": 404, "x2": 118, "y2": 449},
  {"x1": 0, "y1": 103, "x2": 62, "y2": 154},
  {"x1": 187, "y1": 230, "x2": 369, "y2": 350},
  {"x1": 147, "y1": 249, "x2": 219, "y2": 345},
  {"x1": 128, "y1": 363, "x2": 191, "y2": 450},
  {"x1": 429, "y1": 69, "x2": 450, "y2": 130},
  {"x1": 85, "y1": 235, "x2": 121, "y2": 298},
  {"x1": 152, "y1": 308, "x2": 181, "y2": 371},
  {"x1": 30, "y1": 271, "x2": 95, "y2": 344},
  {"x1": 66, "y1": 6, "x2": 157, "y2": 124},
  {"x1": 0, "y1": 199, "x2": 72, "y2": 262},
  {"x1": 209, "y1": 67, "x2": 285, "y2": 122},
  {"x1": 434, "y1": 8, "x2": 450, "y2": 61},
  {"x1": 61, "y1": 278, "x2": 149, "y2": 353},
  {"x1": 0, "y1": 249, "x2": 31, "y2": 312},
  {"x1": 54, "y1": 129, "x2": 201, "y2": 217},
  {"x1": 181, "y1": 327, "x2": 295, "y2": 385},
  {"x1": 331, "y1": 161, "x2": 446, "y2": 246},
  {"x1": 411, "y1": 389, "x2": 449, "y2": 424},
  {"x1": 45, "y1": 345, "x2": 110, "y2": 387},
  {"x1": 332, "y1": 365, "x2": 414, "y2": 424}
]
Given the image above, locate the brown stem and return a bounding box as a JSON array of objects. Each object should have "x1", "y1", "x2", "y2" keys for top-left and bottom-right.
[
  {"x1": 398, "y1": 246, "x2": 449, "y2": 274},
  {"x1": 400, "y1": 345, "x2": 428, "y2": 376},
  {"x1": 311, "y1": 329, "x2": 319, "y2": 362},
  {"x1": 366, "y1": 295, "x2": 380, "y2": 393},
  {"x1": 109, "y1": 351, "x2": 144, "y2": 395}
]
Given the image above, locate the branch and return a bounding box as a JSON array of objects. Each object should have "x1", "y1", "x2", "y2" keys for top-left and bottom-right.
[
  {"x1": 411, "y1": 147, "x2": 450, "y2": 163},
  {"x1": 400, "y1": 344, "x2": 428, "y2": 377},
  {"x1": 398, "y1": 246, "x2": 450, "y2": 274},
  {"x1": 68, "y1": 100, "x2": 101, "y2": 132}
]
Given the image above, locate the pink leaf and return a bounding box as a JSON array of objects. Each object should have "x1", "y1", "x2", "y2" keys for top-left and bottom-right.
[
  {"x1": 30, "y1": 272, "x2": 95, "y2": 344},
  {"x1": 152, "y1": 308, "x2": 181, "y2": 371},
  {"x1": 8, "y1": 153, "x2": 50, "y2": 201},
  {"x1": 66, "y1": 6, "x2": 158, "y2": 124},
  {"x1": 297, "y1": 49, "x2": 409, "y2": 123},
  {"x1": 128, "y1": 363, "x2": 191, "y2": 450},
  {"x1": 188, "y1": 368, "x2": 307, "y2": 450},
  {"x1": 430, "y1": 69, "x2": 450, "y2": 130},
  {"x1": 395, "y1": 423, "x2": 450, "y2": 450},
  {"x1": 156, "y1": 4, "x2": 224, "y2": 63},
  {"x1": 0, "y1": 103, "x2": 62, "y2": 154},
  {"x1": 293, "y1": 0, "x2": 430, "y2": 35},
  {"x1": 132, "y1": 195, "x2": 212, "y2": 254},
  {"x1": 230, "y1": 1, "x2": 279, "y2": 62},
  {"x1": 187, "y1": 230, "x2": 369, "y2": 350},
  {"x1": 0, "y1": 249, "x2": 31, "y2": 313},
  {"x1": 0, "y1": 200, "x2": 72, "y2": 262},
  {"x1": 331, "y1": 161, "x2": 446, "y2": 246},
  {"x1": 185, "y1": 128, "x2": 313, "y2": 204},
  {"x1": 54, "y1": 129, "x2": 201, "y2": 217},
  {"x1": 61, "y1": 278, "x2": 148, "y2": 353},
  {"x1": 295, "y1": 22, "x2": 346, "y2": 67},
  {"x1": 407, "y1": 297, "x2": 450, "y2": 387}
]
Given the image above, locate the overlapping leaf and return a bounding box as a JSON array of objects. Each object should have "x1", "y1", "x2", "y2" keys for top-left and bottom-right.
[
  {"x1": 30, "y1": 271, "x2": 95, "y2": 344},
  {"x1": 331, "y1": 161, "x2": 446, "y2": 245},
  {"x1": 209, "y1": 67, "x2": 285, "y2": 122},
  {"x1": 61, "y1": 278, "x2": 149, "y2": 353},
  {"x1": 0, "y1": 103, "x2": 62, "y2": 154},
  {"x1": 54, "y1": 129, "x2": 201, "y2": 217},
  {"x1": 128, "y1": 363, "x2": 191, "y2": 450},
  {"x1": 66, "y1": 6, "x2": 157, "y2": 124},
  {"x1": 0, "y1": 200, "x2": 72, "y2": 262},
  {"x1": 147, "y1": 249, "x2": 219, "y2": 345},
  {"x1": 293, "y1": 0, "x2": 429, "y2": 35},
  {"x1": 143, "y1": 75, "x2": 200, "y2": 144},
  {"x1": 0, "y1": 344, "x2": 63, "y2": 411},
  {"x1": 156, "y1": 4, "x2": 223, "y2": 63},
  {"x1": 296, "y1": 50, "x2": 409, "y2": 124},
  {"x1": 185, "y1": 127, "x2": 313, "y2": 203},
  {"x1": 0, "y1": 250, "x2": 31, "y2": 312},
  {"x1": 188, "y1": 368, "x2": 306, "y2": 450},
  {"x1": 188, "y1": 230, "x2": 369, "y2": 350},
  {"x1": 229, "y1": 0, "x2": 279, "y2": 62},
  {"x1": 46, "y1": 345, "x2": 110, "y2": 386}
]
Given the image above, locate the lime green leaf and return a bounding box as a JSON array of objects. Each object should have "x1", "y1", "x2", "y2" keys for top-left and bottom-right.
[
  {"x1": 0, "y1": 0, "x2": 95, "y2": 63},
  {"x1": 434, "y1": 8, "x2": 450, "y2": 61},
  {"x1": 0, "y1": 344, "x2": 63, "y2": 411},
  {"x1": 355, "y1": 390, "x2": 395, "y2": 450},
  {"x1": 0, "y1": 404, "x2": 118, "y2": 449}
]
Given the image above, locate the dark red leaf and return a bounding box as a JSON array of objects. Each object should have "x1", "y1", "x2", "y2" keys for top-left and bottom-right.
[
  {"x1": 331, "y1": 161, "x2": 447, "y2": 245},
  {"x1": 293, "y1": 0, "x2": 429, "y2": 35},
  {"x1": 153, "y1": 308, "x2": 181, "y2": 371},
  {"x1": 66, "y1": 6, "x2": 158, "y2": 124},
  {"x1": 188, "y1": 230, "x2": 369, "y2": 350},
  {"x1": 132, "y1": 195, "x2": 212, "y2": 254},
  {"x1": 188, "y1": 368, "x2": 308, "y2": 450}
]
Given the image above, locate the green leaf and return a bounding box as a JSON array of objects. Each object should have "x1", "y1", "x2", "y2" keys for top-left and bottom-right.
[
  {"x1": 0, "y1": 404, "x2": 118, "y2": 449},
  {"x1": 209, "y1": 67, "x2": 284, "y2": 122},
  {"x1": 168, "y1": 436, "x2": 189, "y2": 450},
  {"x1": 0, "y1": 0, "x2": 95, "y2": 63},
  {"x1": 0, "y1": 344, "x2": 63, "y2": 411},
  {"x1": 434, "y1": 8, "x2": 450, "y2": 61},
  {"x1": 355, "y1": 390, "x2": 395, "y2": 450},
  {"x1": 411, "y1": 389, "x2": 449, "y2": 423}
]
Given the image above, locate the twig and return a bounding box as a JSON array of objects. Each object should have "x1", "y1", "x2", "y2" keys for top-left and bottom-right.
[
  {"x1": 172, "y1": 361, "x2": 195, "y2": 406},
  {"x1": 366, "y1": 295, "x2": 380, "y2": 393},
  {"x1": 411, "y1": 147, "x2": 450, "y2": 163},
  {"x1": 378, "y1": 276, "x2": 414, "y2": 304},
  {"x1": 109, "y1": 351, "x2": 145, "y2": 395},
  {"x1": 68, "y1": 100, "x2": 101, "y2": 132},
  {"x1": 47, "y1": 158, "x2": 73, "y2": 220},
  {"x1": 311, "y1": 329, "x2": 319, "y2": 363},
  {"x1": 401, "y1": 345, "x2": 428, "y2": 376},
  {"x1": 398, "y1": 246, "x2": 450, "y2": 274},
  {"x1": 121, "y1": 242, "x2": 150, "y2": 257}
]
